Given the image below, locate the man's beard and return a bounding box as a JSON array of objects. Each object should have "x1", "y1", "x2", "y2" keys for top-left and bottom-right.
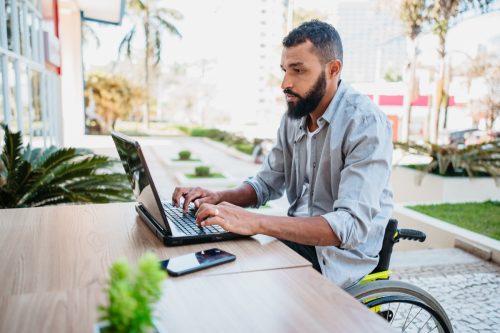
[{"x1": 284, "y1": 71, "x2": 326, "y2": 120}]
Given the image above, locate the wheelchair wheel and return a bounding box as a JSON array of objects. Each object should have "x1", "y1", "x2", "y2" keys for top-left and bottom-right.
[{"x1": 346, "y1": 280, "x2": 453, "y2": 333}]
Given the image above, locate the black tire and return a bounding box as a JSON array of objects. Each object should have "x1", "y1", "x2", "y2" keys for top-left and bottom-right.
[{"x1": 346, "y1": 280, "x2": 453, "y2": 333}]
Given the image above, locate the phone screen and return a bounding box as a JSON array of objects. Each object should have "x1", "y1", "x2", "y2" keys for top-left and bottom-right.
[{"x1": 160, "y1": 248, "x2": 236, "y2": 276}]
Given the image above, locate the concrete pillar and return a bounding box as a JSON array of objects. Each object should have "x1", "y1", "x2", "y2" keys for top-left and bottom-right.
[{"x1": 58, "y1": 0, "x2": 85, "y2": 147}]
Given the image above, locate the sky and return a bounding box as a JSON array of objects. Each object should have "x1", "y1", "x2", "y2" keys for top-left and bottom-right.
[
  {"x1": 81, "y1": 0, "x2": 500, "y2": 135},
  {"x1": 83, "y1": 0, "x2": 500, "y2": 73}
]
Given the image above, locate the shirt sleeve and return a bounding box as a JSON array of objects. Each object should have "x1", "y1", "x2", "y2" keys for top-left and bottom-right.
[
  {"x1": 321, "y1": 112, "x2": 393, "y2": 250},
  {"x1": 244, "y1": 116, "x2": 287, "y2": 208}
]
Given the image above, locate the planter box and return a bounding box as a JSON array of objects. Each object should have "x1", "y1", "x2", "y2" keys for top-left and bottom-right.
[
  {"x1": 392, "y1": 204, "x2": 500, "y2": 264},
  {"x1": 163, "y1": 158, "x2": 203, "y2": 169},
  {"x1": 390, "y1": 165, "x2": 499, "y2": 204}
]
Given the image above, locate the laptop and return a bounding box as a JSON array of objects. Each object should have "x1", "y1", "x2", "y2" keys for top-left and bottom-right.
[{"x1": 111, "y1": 132, "x2": 246, "y2": 246}]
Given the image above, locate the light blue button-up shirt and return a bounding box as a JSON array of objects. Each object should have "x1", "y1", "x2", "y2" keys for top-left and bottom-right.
[{"x1": 245, "y1": 81, "x2": 394, "y2": 288}]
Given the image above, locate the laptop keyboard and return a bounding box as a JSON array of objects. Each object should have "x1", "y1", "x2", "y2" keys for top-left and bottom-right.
[{"x1": 162, "y1": 202, "x2": 226, "y2": 236}]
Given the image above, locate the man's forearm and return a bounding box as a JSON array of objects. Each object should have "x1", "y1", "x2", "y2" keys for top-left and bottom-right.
[
  {"x1": 255, "y1": 215, "x2": 341, "y2": 246},
  {"x1": 216, "y1": 183, "x2": 257, "y2": 207}
]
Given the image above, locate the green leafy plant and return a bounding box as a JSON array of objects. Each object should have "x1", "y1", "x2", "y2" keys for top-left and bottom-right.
[
  {"x1": 98, "y1": 252, "x2": 167, "y2": 333},
  {"x1": 178, "y1": 150, "x2": 191, "y2": 160},
  {"x1": 0, "y1": 124, "x2": 133, "y2": 208},
  {"x1": 189, "y1": 127, "x2": 255, "y2": 155},
  {"x1": 394, "y1": 141, "x2": 500, "y2": 184},
  {"x1": 195, "y1": 165, "x2": 210, "y2": 177}
]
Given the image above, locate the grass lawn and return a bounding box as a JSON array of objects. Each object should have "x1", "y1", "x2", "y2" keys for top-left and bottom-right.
[
  {"x1": 408, "y1": 201, "x2": 500, "y2": 240},
  {"x1": 172, "y1": 158, "x2": 201, "y2": 162},
  {"x1": 185, "y1": 173, "x2": 225, "y2": 179}
]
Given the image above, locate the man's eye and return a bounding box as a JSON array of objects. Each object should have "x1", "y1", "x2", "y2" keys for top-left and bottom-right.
[{"x1": 294, "y1": 68, "x2": 301, "y2": 73}]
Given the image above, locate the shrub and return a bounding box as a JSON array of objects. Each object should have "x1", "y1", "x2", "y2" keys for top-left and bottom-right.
[
  {"x1": 178, "y1": 150, "x2": 192, "y2": 160},
  {"x1": 195, "y1": 165, "x2": 211, "y2": 177},
  {"x1": 98, "y1": 252, "x2": 167, "y2": 333},
  {"x1": 190, "y1": 128, "x2": 220, "y2": 138},
  {"x1": 235, "y1": 143, "x2": 254, "y2": 155},
  {"x1": 189, "y1": 127, "x2": 258, "y2": 155}
]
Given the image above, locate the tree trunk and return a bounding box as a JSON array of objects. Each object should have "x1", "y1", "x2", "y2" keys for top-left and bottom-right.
[
  {"x1": 431, "y1": 34, "x2": 447, "y2": 143},
  {"x1": 442, "y1": 60, "x2": 452, "y2": 129},
  {"x1": 402, "y1": 37, "x2": 418, "y2": 143}
]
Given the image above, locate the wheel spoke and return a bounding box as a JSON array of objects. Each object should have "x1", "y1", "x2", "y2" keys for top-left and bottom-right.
[
  {"x1": 392, "y1": 302, "x2": 401, "y2": 325},
  {"x1": 402, "y1": 304, "x2": 414, "y2": 330},
  {"x1": 404, "y1": 307, "x2": 423, "y2": 331},
  {"x1": 417, "y1": 314, "x2": 432, "y2": 333}
]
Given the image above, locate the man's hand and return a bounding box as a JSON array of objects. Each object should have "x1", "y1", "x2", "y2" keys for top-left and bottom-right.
[
  {"x1": 195, "y1": 202, "x2": 259, "y2": 236},
  {"x1": 171, "y1": 186, "x2": 221, "y2": 212}
]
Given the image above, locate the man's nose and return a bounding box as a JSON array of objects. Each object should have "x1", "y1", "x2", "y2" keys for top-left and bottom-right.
[{"x1": 281, "y1": 73, "x2": 293, "y2": 91}]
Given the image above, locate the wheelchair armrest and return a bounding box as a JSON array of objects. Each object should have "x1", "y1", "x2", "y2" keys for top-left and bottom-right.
[{"x1": 396, "y1": 229, "x2": 426, "y2": 242}]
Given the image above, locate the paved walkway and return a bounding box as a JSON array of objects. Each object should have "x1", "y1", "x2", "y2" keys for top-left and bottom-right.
[
  {"x1": 97, "y1": 135, "x2": 500, "y2": 332},
  {"x1": 391, "y1": 249, "x2": 500, "y2": 333}
]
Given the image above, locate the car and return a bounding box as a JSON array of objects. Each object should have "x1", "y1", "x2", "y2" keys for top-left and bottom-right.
[{"x1": 448, "y1": 128, "x2": 477, "y2": 146}]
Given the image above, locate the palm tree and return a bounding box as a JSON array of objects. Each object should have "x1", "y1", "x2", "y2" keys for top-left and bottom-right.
[
  {"x1": 0, "y1": 125, "x2": 133, "y2": 208},
  {"x1": 119, "y1": 0, "x2": 182, "y2": 129},
  {"x1": 428, "y1": 0, "x2": 493, "y2": 143},
  {"x1": 82, "y1": 21, "x2": 101, "y2": 48},
  {"x1": 398, "y1": 0, "x2": 427, "y2": 142}
]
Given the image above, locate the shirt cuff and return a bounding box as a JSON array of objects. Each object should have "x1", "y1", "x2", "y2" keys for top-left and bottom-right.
[
  {"x1": 321, "y1": 209, "x2": 369, "y2": 250},
  {"x1": 243, "y1": 178, "x2": 264, "y2": 208}
]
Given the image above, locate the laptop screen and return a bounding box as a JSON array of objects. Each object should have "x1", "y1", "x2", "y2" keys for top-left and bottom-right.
[{"x1": 111, "y1": 132, "x2": 169, "y2": 232}]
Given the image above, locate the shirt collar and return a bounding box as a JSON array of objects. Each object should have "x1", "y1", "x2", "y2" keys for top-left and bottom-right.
[
  {"x1": 294, "y1": 80, "x2": 347, "y2": 143},
  {"x1": 320, "y1": 80, "x2": 347, "y2": 124}
]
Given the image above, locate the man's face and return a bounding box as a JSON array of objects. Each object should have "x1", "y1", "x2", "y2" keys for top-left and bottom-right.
[{"x1": 280, "y1": 41, "x2": 327, "y2": 120}]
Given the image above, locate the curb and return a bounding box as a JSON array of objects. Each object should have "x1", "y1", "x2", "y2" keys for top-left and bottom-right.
[{"x1": 394, "y1": 204, "x2": 500, "y2": 265}]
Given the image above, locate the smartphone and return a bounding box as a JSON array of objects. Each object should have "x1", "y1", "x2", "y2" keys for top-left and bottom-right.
[{"x1": 160, "y1": 248, "x2": 236, "y2": 276}]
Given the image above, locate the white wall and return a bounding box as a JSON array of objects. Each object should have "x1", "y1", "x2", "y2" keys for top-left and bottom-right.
[
  {"x1": 58, "y1": 0, "x2": 85, "y2": 147},
  {"x1": 391, "y1": 166, "x2": 500, "y2": 203}
]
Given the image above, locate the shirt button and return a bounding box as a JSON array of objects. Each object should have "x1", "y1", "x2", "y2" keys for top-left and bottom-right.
[{"x1": 313, "y1": 162, "x2": 316, "y2": 168}]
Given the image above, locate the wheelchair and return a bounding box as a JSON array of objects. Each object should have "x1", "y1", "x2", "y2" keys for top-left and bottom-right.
[{"x1": 346, "y1": 219, "x2": 454, "y2": 333}]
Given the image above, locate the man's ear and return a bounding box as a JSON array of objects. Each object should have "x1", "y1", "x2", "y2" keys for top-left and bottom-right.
[{"x1": 328, "y1": 59, "x2": 342, "y2": 78}]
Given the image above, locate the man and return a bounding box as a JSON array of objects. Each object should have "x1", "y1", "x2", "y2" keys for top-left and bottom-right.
[{"x1": 172, "y1": 20, "x2": 393, "y2": 288}]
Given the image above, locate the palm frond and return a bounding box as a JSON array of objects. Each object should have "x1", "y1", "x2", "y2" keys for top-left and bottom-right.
[
  {"x1": 38, "y1": 147, "x2": 82, "y2": 170},
  {"x1": 0, "y1": 124, "x2": 23, "y2": 175},
  {"x1": 118, "y1": 26, "x2": 137, "y2": 59},
  {"x1": 155, "y1": 8, "x2": 183, "y2": 20},
  {"x1": 154, "y1": 15, "x2": 182, "y2": 38},
  {"x1": 154, "y1": 29, "x2": 161, "y2": 65},
  {"x1": 35, "y1": 156, "x2": 115, "y2": 188}
]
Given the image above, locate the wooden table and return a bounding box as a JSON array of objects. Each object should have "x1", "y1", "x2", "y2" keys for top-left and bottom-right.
[{"x1": 0, "y1": 203, "x2": 395, "y2": 332}]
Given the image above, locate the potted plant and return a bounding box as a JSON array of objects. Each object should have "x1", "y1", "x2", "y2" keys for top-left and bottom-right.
[
  {"x1": 392, "y1": 141, "x2": 500, "y2": 203},
  {"x1": 96, "y1": 252, "x2": 167, "y2": 333},
  {"x1": 0, "y1": 124, "x2": 133, "y2": 208}
]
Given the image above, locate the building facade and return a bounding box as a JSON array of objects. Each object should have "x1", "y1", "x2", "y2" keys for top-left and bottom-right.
[{"x1": 0, "y1": 0, "x2": 123, "y2": 147}]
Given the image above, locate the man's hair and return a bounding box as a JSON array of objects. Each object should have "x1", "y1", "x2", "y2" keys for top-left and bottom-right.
[{"x1": 282, "y1": 20, "x2": 343, "y2": 65}]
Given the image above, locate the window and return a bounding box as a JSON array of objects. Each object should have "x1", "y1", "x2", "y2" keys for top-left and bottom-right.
[{"x1": 0, "y1": 0, "x2": 59, "y2": 146}]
